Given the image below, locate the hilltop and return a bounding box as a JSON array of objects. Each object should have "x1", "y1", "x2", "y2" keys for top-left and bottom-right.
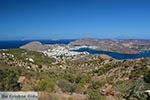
[{"x1": 20, "y1": 41, "x2": 49, "y2": 51}]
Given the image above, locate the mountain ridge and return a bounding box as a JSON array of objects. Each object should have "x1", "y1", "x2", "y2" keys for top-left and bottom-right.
[{"x1": 69, "y1": 38, "x2": 150, "y2": 54}]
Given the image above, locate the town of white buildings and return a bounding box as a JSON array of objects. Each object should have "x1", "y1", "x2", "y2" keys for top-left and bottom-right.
[{"x1": 43, "y1": 45, "x2": 96, "y2": 60}]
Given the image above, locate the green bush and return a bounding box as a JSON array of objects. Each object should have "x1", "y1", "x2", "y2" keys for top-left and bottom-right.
[
  {"x1": 34, "y1": 79, "x2": 55, "y2": 92},
  {"x1": 0, "y1": 69, "x2": 20, "y2": 91},
  {"x1": 76, "y1": 74, "x2": 90, "y2": 85},
  {"x1": 64, "y1": 73, "x2": 76, "y2": 83},
  {"x1": 57, "y1": 79, "x2": 76, "y2": 94},
  {"x1": 130, "y1": 66, "x2": 147, "y2": 79},
  {"x1": 144, "y1": 70, "x2": 150, "y2": 83},
  {"x1": 89, "y1": 81, "x2": 104, "y2": 90},
  {"x1": 88, "y1": 89, "x2": 106, "y2": 100},
  {"x1": 114, "y1": 79, "x2": 150, "y2": 100},
  {"x1": 76, "y1": 83, "x2": 84, "y2": 93}
]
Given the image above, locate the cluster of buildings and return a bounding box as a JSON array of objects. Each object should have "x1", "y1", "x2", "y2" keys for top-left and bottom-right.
[
  {"x1": 43, "y1": 45, "x2": 90, "y2": 60},
  {"x1": 72, "y1": 45, "x2": 97, "y2": 50}
]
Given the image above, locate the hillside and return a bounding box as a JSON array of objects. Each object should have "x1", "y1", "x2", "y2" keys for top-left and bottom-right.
[
  {"x1": 20, "y1": 41, "x2": 49, "y2": 51},
  {"x1": 69, "y1": 38, "x2": 150, "y2": 54},
  {"x1": 0, "y1": 48, "x2": 150, "y2": 100}
]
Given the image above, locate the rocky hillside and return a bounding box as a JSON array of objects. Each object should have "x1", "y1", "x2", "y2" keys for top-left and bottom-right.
[
  {"x1": 0, "y1": 48, "x2": 150, "y2": 100},
  {"x1": 69, "y1": 38, "x2": 150, "y2": 54},
  {"x1": 20, "y1": 41, "x2": 49, "y2": 51}
]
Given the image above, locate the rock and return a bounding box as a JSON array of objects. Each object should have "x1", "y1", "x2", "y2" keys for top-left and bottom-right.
[
  {"x1": 26, "y1": 58, "x2": 34, "y2": 62},
  {"x1": 18, "y1": 76, "x2": 26, "y2": 84}
]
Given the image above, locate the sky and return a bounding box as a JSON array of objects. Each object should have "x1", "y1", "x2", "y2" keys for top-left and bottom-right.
[{"x1": 0, "y1": 0, "x2": 150, "y2": 40}]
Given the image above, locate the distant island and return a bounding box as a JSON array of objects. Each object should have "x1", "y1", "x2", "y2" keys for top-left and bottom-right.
[{"x1": 69, "y1": 38, "x2": 150, "y2": 54}]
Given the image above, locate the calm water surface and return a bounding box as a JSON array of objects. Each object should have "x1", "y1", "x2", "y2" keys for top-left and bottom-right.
[{"x1": 74, "y1": 48, "x2": 150, "y2": 59}]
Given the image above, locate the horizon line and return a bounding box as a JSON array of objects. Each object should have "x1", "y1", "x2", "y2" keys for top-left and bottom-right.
[{"x1": 0, "y1": 38, "x2": 150, "y2": 41}]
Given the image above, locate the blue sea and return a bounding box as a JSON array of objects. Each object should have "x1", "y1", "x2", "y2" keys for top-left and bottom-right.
[{"x1": 0, "y1": 40, "x2": 150, "y2": 59}]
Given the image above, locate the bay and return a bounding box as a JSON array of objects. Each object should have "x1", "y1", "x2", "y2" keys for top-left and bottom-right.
[{"x1": 73, "y1": 48, "x2": 150, "y2": 59}]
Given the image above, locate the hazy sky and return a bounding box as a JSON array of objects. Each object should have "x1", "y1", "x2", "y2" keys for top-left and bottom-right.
[{"x1": 0, "y1": 0, "x2": 150, "y2": 40}]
